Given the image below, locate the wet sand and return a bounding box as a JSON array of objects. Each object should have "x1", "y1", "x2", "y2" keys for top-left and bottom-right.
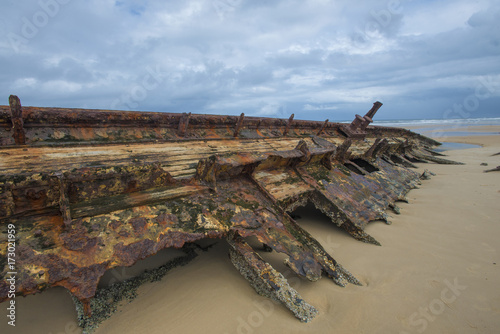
[{"x1": 2, "y1": 126, "x2": 499, "y2": 334}]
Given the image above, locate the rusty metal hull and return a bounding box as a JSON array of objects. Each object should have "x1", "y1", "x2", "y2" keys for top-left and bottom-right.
[{"x1": 0, "y1": 96, "x2": 460, "y2": 323}]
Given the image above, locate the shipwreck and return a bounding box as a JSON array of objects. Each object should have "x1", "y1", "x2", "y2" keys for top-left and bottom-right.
[{"x1": 0, "y1": 95, "x2": 460, "y2": 325}]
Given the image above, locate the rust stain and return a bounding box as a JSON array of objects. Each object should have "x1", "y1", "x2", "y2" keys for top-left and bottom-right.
[{"x1": 0, "y1": 95, "x2": 461, "y2": 324}]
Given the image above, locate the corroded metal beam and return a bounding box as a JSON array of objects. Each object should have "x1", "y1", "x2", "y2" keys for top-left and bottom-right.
[
  {"x1": 341, "y1": 101, "x2": 383, "y2": 139},
  {"x1": 283, "y1": 113, "x2": 294, "y2": 137},
  {"x1": 8, "y1": 95, "x2": 26, "y2": 145},
  {"x1": 228, "y1": 233, "x2": 319, "y2": 322}
]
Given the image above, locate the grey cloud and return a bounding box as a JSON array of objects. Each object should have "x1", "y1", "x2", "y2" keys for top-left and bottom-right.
[{"x1": 0, "y1": 0, "x2": 498, "y2": 121}]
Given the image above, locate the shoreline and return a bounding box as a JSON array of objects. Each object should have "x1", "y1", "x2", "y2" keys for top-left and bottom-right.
[{"x1": 2, "y1": 126, "x2": 499, "y2": 334}]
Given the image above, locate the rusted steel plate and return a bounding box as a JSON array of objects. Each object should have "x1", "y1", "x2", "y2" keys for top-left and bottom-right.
[{"x1": 0, "y1": 96, "x2": 461, "y2": 324}]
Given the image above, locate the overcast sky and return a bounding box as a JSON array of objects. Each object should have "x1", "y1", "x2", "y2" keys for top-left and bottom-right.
[{"x1": 0, "y1": 0, "x2": 499, "y2": 121}]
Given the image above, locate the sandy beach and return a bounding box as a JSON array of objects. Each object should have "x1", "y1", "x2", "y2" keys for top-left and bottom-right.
[{"x1": 2, "y1": 126, "x2": 499, "y2": 334}]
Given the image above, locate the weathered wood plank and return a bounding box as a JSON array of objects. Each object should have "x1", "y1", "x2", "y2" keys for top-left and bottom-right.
[{"x1": 71, "y1": 185, "x2": 205, "y2": 218}]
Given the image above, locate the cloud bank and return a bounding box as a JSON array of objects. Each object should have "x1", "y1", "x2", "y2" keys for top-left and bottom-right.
[{"x1": 1, "y1": 0, "x2": 499, "y2": 121}]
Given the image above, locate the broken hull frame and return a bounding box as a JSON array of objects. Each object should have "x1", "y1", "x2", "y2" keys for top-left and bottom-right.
[{"x1": 0, "y1": 96, "x2": 461, "y2": 323}]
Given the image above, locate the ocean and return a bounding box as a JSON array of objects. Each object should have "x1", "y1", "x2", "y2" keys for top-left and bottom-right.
[
  {"x1": 371, "y1": 117, "x2": 500, "y2": 137},
  {"x1": 371, "y1": 117, "x2": 500, "y2": 150},
  {"x1": 372, "y1": 117, "x2": 500, "y2": 128}
]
